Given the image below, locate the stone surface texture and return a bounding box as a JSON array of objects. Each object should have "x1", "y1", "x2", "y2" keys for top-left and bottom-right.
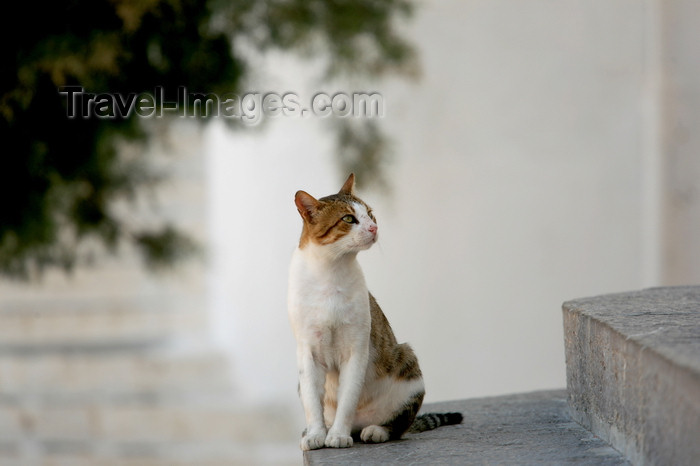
[
  {"x1": 304, "y1": 390, "x2": 628, "y2": 465},
  {"x1": 563, "y1": 286, "x2": 700, "y2": 466}
]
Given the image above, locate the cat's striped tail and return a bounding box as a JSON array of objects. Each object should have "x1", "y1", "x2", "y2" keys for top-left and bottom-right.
[{"x1": 408, "y1": 412, "x2": 463, "y2": 433}]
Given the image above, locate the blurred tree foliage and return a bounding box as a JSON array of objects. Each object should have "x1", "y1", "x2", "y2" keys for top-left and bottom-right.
[{"x1": 0, "y1": 0, "x2": 416, "y2": 279}]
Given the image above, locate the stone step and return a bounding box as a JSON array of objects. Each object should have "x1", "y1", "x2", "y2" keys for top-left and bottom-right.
[
  {"x1": 0, "y1": 450, "x2": 297, "y2": 466},
  {"x1": 0, "y1": 400, "x2": 300, "y2": 465},
  {"x1": 0, "y1": 400, "x2": 297, "y2": 443},
  {"x1": 0, "y1": 349, "x2": 232, "y2": 401},
  {"x1": 563, "y1": 286, "x2": 700, "y2": 466},
  {"x1": 0, "y1": 342, "x2": 302, "y2": 465},
  {"x1": 0, "y1": 295, "x2": 206, "y2": 349},
  {"x1": 304, "y1": 390, "x2": 628, "y2": 465}
]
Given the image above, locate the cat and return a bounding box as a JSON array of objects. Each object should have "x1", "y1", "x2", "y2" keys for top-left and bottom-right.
[{"x1": 287, "y1": 173, "x2": 462, "y2": 451}]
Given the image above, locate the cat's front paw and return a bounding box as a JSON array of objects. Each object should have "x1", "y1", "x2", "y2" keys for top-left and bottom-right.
[
  {"x1": 325, "y1": 431, "x2": 353, "y2": 448},
  {"x1": 301, "y1": 429, "x2": 327, "y2": 451}
]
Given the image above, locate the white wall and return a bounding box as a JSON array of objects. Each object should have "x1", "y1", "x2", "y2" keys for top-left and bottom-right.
[
  {"x1": 661, "y1": 0, "x2": 700, "y2": 284},
  {"x1": 206, "y1": 0, "x2": 665, "y2": 407}
]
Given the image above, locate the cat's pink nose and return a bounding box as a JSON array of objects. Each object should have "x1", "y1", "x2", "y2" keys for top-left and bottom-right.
[{"x1": 368, "y1": 224, "x2": 378, "y2": 234}]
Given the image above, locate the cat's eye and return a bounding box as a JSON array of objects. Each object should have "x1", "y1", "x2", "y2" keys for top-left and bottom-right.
[{"x1": 342, "y1": 215, "x2": 357, "y2": 224}]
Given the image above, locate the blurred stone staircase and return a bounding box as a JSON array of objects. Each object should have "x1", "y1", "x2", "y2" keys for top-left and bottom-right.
[
  {"x1": 0, "y1": 124, "x2": 299, "y2": 465},
  {"x1": 0, "y1": 289, "x2": 298, "y2": 466}
]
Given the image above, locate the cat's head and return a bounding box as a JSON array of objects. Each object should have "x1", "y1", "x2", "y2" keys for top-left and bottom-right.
[{"x1": 294, "y1": 173, "x2": 378, "y2": 256}]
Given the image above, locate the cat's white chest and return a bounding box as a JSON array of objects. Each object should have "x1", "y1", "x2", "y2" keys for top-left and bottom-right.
[{"x1": 288, "y1": 247, "x2": 371, "y2": 356}]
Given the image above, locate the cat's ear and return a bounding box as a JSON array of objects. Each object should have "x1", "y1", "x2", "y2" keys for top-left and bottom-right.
[
  {"x1": 295, "y1": 190, "x2": 320, "y2": 223},
  {"x1": 338, "y1": 173, "x2": 355, "y2": 195}
]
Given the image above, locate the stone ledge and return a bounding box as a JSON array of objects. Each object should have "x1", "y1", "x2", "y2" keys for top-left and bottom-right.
[
  {"x1": 304, "y1": 390, "x2": 628, "y2": 465},
  {"x1": 0, "y1": 296, "x2": 206, "y2": 348},
  {"x1": 0, "y1": 401, "x2": 299, "y2": 464},
  {"x1": 563, "y1": 286, "x2": 700, "y2": 466},
  {"x1": 0, "y1": 349, "x2": 230, "y2": 395}
]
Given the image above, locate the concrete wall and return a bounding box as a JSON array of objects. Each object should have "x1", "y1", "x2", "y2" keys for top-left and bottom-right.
[
  {"x1": 660, "y1": 0, "x2": 700, "y2": 284},
  {"x1": 207, "y1": 0, "x2": 699, "y2": 407}
]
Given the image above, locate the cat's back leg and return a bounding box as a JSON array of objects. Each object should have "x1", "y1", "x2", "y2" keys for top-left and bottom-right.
[{"x1": 359, "y1": 391, "x2": 424, "y2": 443}]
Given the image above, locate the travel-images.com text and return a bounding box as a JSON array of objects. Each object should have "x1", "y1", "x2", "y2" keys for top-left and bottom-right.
[{"x1": 58, "y1": 86, "x2": 384, "y2": 124}]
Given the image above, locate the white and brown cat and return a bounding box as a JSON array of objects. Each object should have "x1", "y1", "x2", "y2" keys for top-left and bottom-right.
[{"x1": 288, "y1": 173, "x2": 462, "y2": 451}]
